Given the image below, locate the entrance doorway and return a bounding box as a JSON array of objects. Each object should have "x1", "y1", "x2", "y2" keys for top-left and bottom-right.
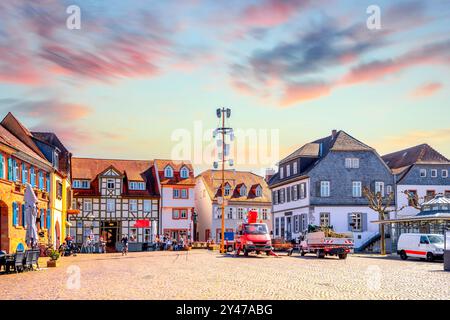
[
  {"x1": 0, "y1": 202, "x2": 8, "y2": 252},
  {"x1": 101, "y1": 221, "x2": 119, "y2": 252},
  {"x1": 55, "y1": 220, "x2": 60, "y2": 248}
]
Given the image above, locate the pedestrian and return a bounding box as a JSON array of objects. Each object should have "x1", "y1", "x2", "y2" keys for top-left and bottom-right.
[
  {"x1": 85, "y1": 236, "x2": 92, "y2": 253},
  {"x1": 121, "y1": 234, "x2": 129, "y2": 256}
]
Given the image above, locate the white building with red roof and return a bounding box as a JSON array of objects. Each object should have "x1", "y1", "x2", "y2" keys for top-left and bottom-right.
[{"x1": 154, "y1": 159, "x2": 195, "y2": 242}]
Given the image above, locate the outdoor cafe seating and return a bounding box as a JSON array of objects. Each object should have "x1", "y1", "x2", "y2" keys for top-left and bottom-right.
[{"x1": 0, "y1": 249, "x2": 40, "y2": 274}]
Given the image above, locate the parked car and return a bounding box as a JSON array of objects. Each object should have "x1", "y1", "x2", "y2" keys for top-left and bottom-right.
[
  {"x1": 397, "y1": 233, "x2": 444, "y2": 261},
  {"x1": 271, "y1": 238, "x2": 293, "y2": 252}
]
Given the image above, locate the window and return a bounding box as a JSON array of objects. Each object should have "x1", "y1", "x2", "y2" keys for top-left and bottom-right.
[
  {"x1": 107, "y1": 179, "x2": 115, "y2": 189},
  {"x1": 181, "y1": 188, "x2": 188, "y2": 199},
  {"x1": 320, "y1": 181, "x2": 330, "y2": 197},
  {"x1": 30, "y1": 166, "x2": 35, "y2": 187},
  {"x1": 292, "y1": 185, "x2": 298, "y2": 201},
  {"x1": 320, "y1": 213, "x2": 330, "y2": 227},
  {"x1": 286, "y1": 164, "x2": 291, "y2": 177},
  {"x1": 237, "y1": 208, "x2": 244, "y2": 220},
  {"x1": 345, "y1": 158, "x2": 359, "y2": 168},
  {"x1": 299, "y1": 183, "x2": 306, "y2": 199},
  {"x1": 54, "y1": 152, "x2": 59, "y2": 170},
  {"x1": 227, "y1": 207, "x2": 233, "y2": 219},
  {"x1": 180, "y1": 167, "x2": 189, "y2": 178},
  {"x1": 350, "y1": 213, "x2": 362, "y2": 232},
  {"x1": 129, "y1": 181, "x2": 145, "y2": 190},
  {"x1": 240, "y1": 185, "x2": 247, "y2": 197},
  {"x1": 375, "y1": 181, "x2": 385, "y2": 196},
  {"x1": 56, "y1": 181, "x2": 63, "y2": 200},
  {"x1": 280, "y1": 188, "x2": 285, "y2": 203},
  {"x1": 46, "y1": 209, "x2": 51, "y2": 230},
  {"x1": 106, "y1": 199, "x2": 115, "y2": 212},
  {"x1": 129, "y1": 199, "x2": 138, "y2": 212},
  {"x1": 83, "y1": 199, "x2": 92, "y2": 212},
  {"x1": 262, "y1": 208, "x2": 268, "y2": 220},
  {"x1": 143, "y1": 200, "x2": 151, "y2": 212},
  {"x1": 407, "y1": 190, "x2": 418, "y2": 206},
  {"x1": 273, "y1": 191, "x2": 278, "y2": 205},
  {"x1": 224, "y1": 185, "x2": 231, "y2": 196},
  {"x1": 280, "y1": 167, "x2": 284, "y2": 179},
  {"x1": 12, "y1": 159, "x2": 19, "y2": 181},
  {"x1": 12, "y1": 202, "x2": 18, "y2": 226},
  {"x1": 180, "y1": 209, "x2": 187, "y2": 219},
  {"x1": 0, "y1": 154, "x2": 4, "y2": 179},
  {"x1": 46, "y1": 173, "x2": 50, "y2": 191},
  {"x1": 431, "y1": 169, "x2": 438, "y2": 178},
  {"x1": 301, "y1": 214, "x2": 307, "y2": 232},
  {"x1": 386, "y1": 185, "x2": 393, "y2": 195},
  {"x1": 164, "y1": 166, "x2": 173, "y2": 178},
  {"x1": 173, "y1": 189, "x2": 180, "y2": 199},
  {"x1": 22, "y1": 164, "x2": 28, "y2": 184},
  {"x1": 39, "y1": 209, "x2": 45, "y2": 229},
  {"x1": 255, "y1": 185, "x2": 262, "y2": 197},
  {"x1": 38, "y1": 171, "x2": 44, "y2": 190},
  {"x1": 352, "y1": 181, "x2": 362, "y2": 197},
  {"x1": 294, "y1": 215, "x2": 299, "y2": 233},
  {"x1": 172, "y1": 209, "x2": 180, "y2": 219},
  {"x1": 293, "y1": 162, "x2": 298, "y2": 175},
  {"x1": 275, "y1": 217, "x2": 280, "y2": 237},
  {"x1": 420, "y1": 169, "x2": 427, "y2": 177},
  {"x1": 425, "y1": 190, "x2": 435, "y2": 202},
  {"x1": 73, "y1": 180, "x2": 90, "y2": 189},
  {"x1": 442, "y1": 170, "x2": 448, "y2": 178}
]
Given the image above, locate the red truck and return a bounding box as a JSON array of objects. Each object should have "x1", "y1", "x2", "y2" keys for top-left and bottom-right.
[{"x1": 234, "y1": 210, "x2": 275, "y2": 256}]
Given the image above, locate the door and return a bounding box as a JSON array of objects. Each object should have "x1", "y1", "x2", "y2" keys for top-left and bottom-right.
[
  {"x1": 205, "y1": 229, "x2": 210, "y2": 241},
  {"x1": 286, "y1": 217, "x2": 292, "y2": 240},
  {"x1": 101, "y1": 221, "x2": 119, "y2": 250},
  {"x1": 417, "y1": 235, "x2": 429, "y2": 257}
]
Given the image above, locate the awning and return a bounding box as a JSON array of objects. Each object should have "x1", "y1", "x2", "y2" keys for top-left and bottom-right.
[
  {"x1": 133, "y1": 219, "x2": 150, "y2": 228},
  {"x1": 67, "y1": 209, "x2": 80, "y2": 215},
  {"x1": 372, "y1": 216, "x2": 450, "y2": 224}
]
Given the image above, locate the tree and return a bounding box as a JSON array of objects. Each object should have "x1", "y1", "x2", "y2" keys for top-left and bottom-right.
[{"x1": 363, "y1": 187, "x2": 395, "y2": 255}]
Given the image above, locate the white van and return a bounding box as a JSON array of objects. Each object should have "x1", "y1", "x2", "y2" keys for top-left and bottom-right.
[{"x1": 397, "y1": 233, "x2": 444, "y2": 261}]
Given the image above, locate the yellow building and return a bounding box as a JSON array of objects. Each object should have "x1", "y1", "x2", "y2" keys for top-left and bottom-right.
[{"x1": 0, "y1": 113, "x2": 73, "y2": 251}]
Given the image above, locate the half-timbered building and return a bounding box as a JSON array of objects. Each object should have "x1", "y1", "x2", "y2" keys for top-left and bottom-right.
[{"x1": 70, "y1": 158, "x2": 160, "y2": 251}]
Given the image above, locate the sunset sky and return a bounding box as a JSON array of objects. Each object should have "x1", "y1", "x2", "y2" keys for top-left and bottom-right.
[{"x1": 0, "y1": 0, "x2": 449, "y2": 174}]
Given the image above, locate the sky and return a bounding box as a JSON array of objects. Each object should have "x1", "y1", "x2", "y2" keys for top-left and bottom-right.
[{"x1": 0, "y1": 0, "x2": 449, "y2": 175}]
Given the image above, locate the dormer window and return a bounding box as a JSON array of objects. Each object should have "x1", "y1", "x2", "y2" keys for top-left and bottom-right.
[
  {"x1": 431, "y1": 169, "x2": 437, "y2": 178},
  {"x1": 164, "y1": 166, "x2": 173, "y2": 178},
  {"x1": 180, "y1": 167, "x2": 189, "y2": 179},
  {"x1": 280, "y1": 167, "x2": 284, "y2": 179},
  {"x1": 129, "y1": 181, "x2": 145, "y2": 190},
  {"x1": 73, "y1": 180, "x2": 90, "y2": 189},
  {"x1": 420, "y1": 169, "x2": 427, "y2": 177},
  {"x1": 240, "y1": 185, "x2": 247, "y2": 197},
  {"x1": 286, "y1": 164, "x2": 291, "y2": 177},
  {"x1": 293, "y1": 162, "x2": 298, "y2": 175},
  {"x1": 107, "y1": 179, "x2": 115, "y2": 189},
  {"x1": 224, "y1": 184, "x2": 231, "y2": 196},
  {"x1": 255, "y1": 185, "x2": 262, "y2": 197}
]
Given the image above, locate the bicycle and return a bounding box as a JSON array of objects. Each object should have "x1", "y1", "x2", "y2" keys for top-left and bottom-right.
[{"x1": 122, "y1": 243, "x2": 128, "y2": 256}]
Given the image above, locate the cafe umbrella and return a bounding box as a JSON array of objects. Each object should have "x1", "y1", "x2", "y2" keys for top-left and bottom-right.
[{"x1": 24, "y1": 183, "x2": 39, "y2": 249}]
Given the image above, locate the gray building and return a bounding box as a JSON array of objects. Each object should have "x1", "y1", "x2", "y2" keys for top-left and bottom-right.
[{"x1": 269, "y1": 130, "x2": 395, "y2": 250}]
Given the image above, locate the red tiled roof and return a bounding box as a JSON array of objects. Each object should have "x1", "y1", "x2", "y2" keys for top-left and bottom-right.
[
  {"x1": 72, "y1": 158, "x2": 159, "y2": 197},
  {"x1": 197, "y1": 170, "x2": 271, "y2": 204},
  {"x1": 0, "y1": 124, "x2": 51, "y2": 166},
  {"x1": 382, "y1": 144, "x2": 449, "y2": 169},
  {"x1": 154, "y1": 159, "x2": 195, "y2": 185}
]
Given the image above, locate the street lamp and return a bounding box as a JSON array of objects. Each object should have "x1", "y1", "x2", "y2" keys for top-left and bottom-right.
[{"x1": 214, "y1": 107, "x2": 233, "y2": 254}]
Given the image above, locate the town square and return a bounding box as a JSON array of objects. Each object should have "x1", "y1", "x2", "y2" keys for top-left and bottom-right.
[{"x1": 0, "y1": 0, "x2": 449, "y2": 306}]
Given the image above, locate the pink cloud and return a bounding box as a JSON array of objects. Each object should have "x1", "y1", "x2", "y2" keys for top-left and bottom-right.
[
  {"x1": 280, "y1": 82, "x2": 331, "y2": 107},
  {"x1": 241, "y1": 0, "x2": 310, "y2": 28},
  {"x1": 410, "y1": 82, "x2": 442, "y2": 98}
]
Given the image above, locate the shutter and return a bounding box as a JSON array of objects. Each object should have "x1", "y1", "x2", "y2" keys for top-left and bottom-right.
[
  {"x1": 297, "y1": 184, "x2": 301, "y2": 199},
  {"x1": 362, "y1": 213, "x2": 368, "y2": 232},
  {"x1": 348, "y1": 213, "x2": 353, "y2": 231},
  {"x1": 316, "y1": 181, "x2": 321, "y2": 197},
  {"x1": 304, "y1": 183, "x2": 308, "y2": 198},
  {"x1": 40, "y1": 209, "x2": 44, "y2": 228},
  {"x1": 0, "y1": 156, "x2": 3, "y2": 179},
  {"x1": 286, "y1": 187, "x2": 291, "y2": 202},
  {"x1": 47, "y1": 209, "x2": 51, "y2": 229},
  {"x1": 12, "y1": 202, "x2": 16, "y2": 225},
  {"x1": 22, "y1": 204, "x2": 26, "y2": 227}
]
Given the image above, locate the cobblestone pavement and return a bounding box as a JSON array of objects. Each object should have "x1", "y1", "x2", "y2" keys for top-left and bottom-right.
[{"x1": 1, "y1": 250, "x2": 449, "y2": 300}]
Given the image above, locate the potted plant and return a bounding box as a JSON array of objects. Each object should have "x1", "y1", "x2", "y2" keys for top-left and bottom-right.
[{"x1": 46, "y1": 249, "x2": 60, "y2": 267}]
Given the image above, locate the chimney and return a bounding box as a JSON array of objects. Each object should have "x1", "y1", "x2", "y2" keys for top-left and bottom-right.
[
  {"x1": 265, "y1": 168, "x2": 275, "y2": 182},
  {"x1": 331, "y1": 129, "x2": 337, "y2": 140}
]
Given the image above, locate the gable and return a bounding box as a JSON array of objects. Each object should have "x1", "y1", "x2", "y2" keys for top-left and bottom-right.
[{"x1": 100, "y1": 166, "x2": 122, "y2": 177}]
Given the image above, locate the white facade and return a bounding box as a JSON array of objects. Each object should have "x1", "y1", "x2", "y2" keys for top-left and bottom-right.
[
  {"x1": 271, "y1": 177, "x2": 386, "y2": 248},
  {"x1": 160, "y1": 186, "x2": 195, "y2": 239},
  {"x1": 195, "y1": 177, "x2": 271, "y2": 242}
]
